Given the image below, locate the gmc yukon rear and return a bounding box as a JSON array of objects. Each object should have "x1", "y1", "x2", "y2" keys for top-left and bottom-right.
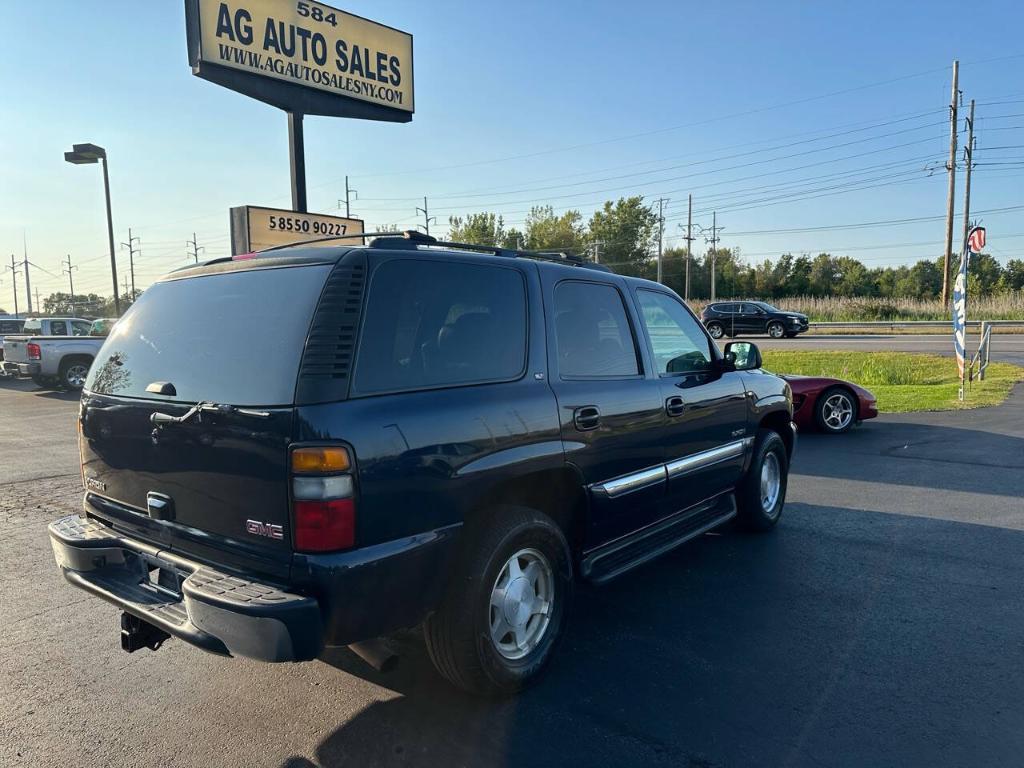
[{"x1": 51, "y1": 233, "x2": 794, "y2": 695}]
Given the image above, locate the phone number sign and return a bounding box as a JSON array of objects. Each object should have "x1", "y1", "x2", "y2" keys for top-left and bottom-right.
[{"x1": 230, "y1": 205, "x2": 365, "y2": 253}]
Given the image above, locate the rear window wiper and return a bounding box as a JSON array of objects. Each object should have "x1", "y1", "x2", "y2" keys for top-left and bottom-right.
[{"x1": 150, "y1": 402, "x2": 271, "y2": 426}]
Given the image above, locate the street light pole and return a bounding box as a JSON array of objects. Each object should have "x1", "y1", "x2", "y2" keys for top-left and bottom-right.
[
  {"x1": 99, "y1": 154, "x2": 120, "y2": 316},
  {"x1": 65, "y1": 143, "x2": 120, "y2": 316}
]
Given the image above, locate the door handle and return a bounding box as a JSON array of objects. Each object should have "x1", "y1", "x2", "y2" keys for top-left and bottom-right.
[
  {"x1": 665, "y1": 396, "x2": 685, "y2": 417},
  {"x1": 573, "y1": 405, "x2": 601, "y2": 431}
]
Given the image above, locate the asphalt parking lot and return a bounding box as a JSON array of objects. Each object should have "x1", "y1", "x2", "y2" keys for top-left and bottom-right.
[{"x1": 2, "y1": 375, "x2": 1023, "y2": 768}]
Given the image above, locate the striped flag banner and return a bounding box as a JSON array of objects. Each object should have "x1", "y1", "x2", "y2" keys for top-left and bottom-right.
[{"x1": 952, "y1": 226, "x2": 986, "y2": 380}]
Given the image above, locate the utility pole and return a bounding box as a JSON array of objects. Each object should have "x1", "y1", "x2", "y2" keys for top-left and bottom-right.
[
  {"x1": 941, "y1": 59, "x2": 960, "y2": 306},
  {"x1": 700, "y1": 212, "x2": 723, "y2": 301},
  {"x1": 23, "y1": 235, "x2": 32, "y2": 314},
  {"x1": 339, "y1": 176, "x2": 358, "y2": 218},
  {"x1": 961, "y1": 99, "x2": 976, "y2": 258},
  {"x1": 7, "y1": 255, "x2": 20, "y2": 317},
  {"x1": 655, "y1": 197, "x2": 668, "y2": 283},
  {"x1": 678, "y1": 194, "x2": 695, "y2": 301},
  {"x1": 416, "y1": 197, "x2": 435, "y2": 237},
  {"x1": 121, "y1": 228, "x2": 139, "y2": 295},
  {"x1": 187, "y1": 232, "x2": 204, "y2": 263},
  {"x1": 62, "y1": 255, "x2": 77, "y2": 314}
]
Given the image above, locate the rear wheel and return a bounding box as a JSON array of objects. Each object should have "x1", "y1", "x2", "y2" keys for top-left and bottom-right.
[
  {"x1": 59, "y1": 358, "x2": 91, "y2": 391},
  {"x1": 706, "y1": 321, "x2": 725, "y2": 339},
  {"x1": 736, "y1": 429, "x2": 788, "y2": 531},
  {"x1": 767, "y1": 321, "x2": 785, "y2": 339},
  {"x1": 815, "y1": 386, "x2": 857, "y2": 434},
  {"x1": 423, "y1": 506, "x2": 573, "y2": 696}
]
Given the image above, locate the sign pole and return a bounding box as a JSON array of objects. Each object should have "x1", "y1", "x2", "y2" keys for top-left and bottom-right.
[{"x1": 288, "y1": 112, "x2": 307, "y2": 213}]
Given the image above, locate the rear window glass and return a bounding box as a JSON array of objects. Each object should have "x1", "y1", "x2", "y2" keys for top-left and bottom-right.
[
  {"x1": 353, "y1": 259, "x2": 527, "y2": 394},
  {"x1": 87, "y1": 264, "x2": 331, "y2": 405},
  {"x1": 0, "y1": 320, "x2": 24, "y2": 334}
]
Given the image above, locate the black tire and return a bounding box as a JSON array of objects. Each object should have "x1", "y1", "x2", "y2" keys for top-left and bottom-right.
[
  {"x1": 767, "y1": 321, "x2": 785, "y2": 339},
  {"x1": 814, "y1": 386, "x2": 858, "y2": 434},
  {"x1": 59, "y1": 357, "x2": 91, "y2": 391},
  {"x1": 736, "y1": 429, "x2": 788, "y2": 531},
  {"x1": 423, "y1": 506, "x2": 573, "y2": 696},
  {"x1": 706, "y1": 321, "x2": 725, "y2": 339}
]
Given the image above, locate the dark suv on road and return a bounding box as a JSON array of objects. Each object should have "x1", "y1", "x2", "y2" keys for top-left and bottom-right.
[
  {"x1": 701, "y1": 301, "x2": 809, "y2": 339},
  {"x1": 49, "y1": 232, "x2": 795, "y2": 695}
]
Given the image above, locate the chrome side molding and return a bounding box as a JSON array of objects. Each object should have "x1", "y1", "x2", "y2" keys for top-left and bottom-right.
[
  {"x1": 666, "y1": 440, "x2": 747, "y2": 479},
  {"x1": 593, "y1": 466, "x2": 667, "y2": 498}
]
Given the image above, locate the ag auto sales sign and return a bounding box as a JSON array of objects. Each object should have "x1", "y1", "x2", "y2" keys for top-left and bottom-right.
[{"x1": 186, "y1": 0, "x2": 413, "y2": 120}]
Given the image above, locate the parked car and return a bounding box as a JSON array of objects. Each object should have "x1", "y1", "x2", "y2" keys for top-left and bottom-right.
[
  {"x1": 88, "y1": 317, "x2": 119, "y2": 337},
  {"x1": 2, "y1": 316, "x2": 105, "y2": 390},
  {"x1": 701, "y1": 301, "x2": 809, "y2": 339},
  {"x1": 0, "y1": 317, "x2": 26, "y2": 365},
  {"x1": 48, "y1": 232, "x2": 795, "y2": 695},
  {"x1": 783, "y1": 375, "x2": 878, "y2": 434}
]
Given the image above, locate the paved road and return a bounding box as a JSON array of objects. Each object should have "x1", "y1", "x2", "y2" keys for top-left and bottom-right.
[
  {"x1": 2, "y1": 379, "x2": 1023, "y2": 767},
  {"x1": 756, "y1": 333, "x2": 1024, "y2": 366}
]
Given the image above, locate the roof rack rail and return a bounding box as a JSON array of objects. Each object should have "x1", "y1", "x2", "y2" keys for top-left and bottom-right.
[
  {"x1": 368, "y1": 232, "x2": 610, "y2": 271},
  {"x1": 244, "y1": 229, "x2": 610, "y2": 271}
]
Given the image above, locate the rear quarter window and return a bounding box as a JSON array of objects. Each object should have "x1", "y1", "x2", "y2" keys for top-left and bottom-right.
[{"x1": 352, "y1": 259, "x2": 527, "y2": 395}]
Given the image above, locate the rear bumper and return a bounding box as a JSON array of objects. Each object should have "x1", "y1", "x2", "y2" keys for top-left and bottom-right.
[
  {"x1": 49, "y1": 515, "x2": 323, "y2": 662},
  {"x1": 1, "y1": 361, "x2": 35, "y2": 375}
]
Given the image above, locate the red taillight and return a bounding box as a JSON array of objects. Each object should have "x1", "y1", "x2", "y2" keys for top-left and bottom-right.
[
  {"x1": 27, "y1": 342, "x2": 41, "y2": 360},
  {"x1": 290, "y1": 445, "x2": 355, "y2": 553},
  {"x1": 293, "y1": 498, "x2": 355, "y2": 552}
]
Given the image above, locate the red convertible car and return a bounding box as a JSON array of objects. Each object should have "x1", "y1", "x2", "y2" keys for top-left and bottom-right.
[{"x1": 782, "y1": 375, "x2": 878, "y2": 434}]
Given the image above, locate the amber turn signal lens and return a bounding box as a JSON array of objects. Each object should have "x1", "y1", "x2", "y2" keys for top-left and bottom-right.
[{"x1": 291, "y1": 446, "x2": 351, "y2": 474}]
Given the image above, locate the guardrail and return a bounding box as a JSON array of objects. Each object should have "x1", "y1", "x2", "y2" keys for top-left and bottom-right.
[{"x1": 808, "y1": 320, "x2": 1023, "y2": 330}]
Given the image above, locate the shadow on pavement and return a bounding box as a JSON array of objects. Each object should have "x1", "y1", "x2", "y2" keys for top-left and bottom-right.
[
  {"x1": 793, "y1": 420, "x2": 1024, "y2": 496},
  {"x1": 281, "y1": 504, "x2": 1024, "y2": 768}
]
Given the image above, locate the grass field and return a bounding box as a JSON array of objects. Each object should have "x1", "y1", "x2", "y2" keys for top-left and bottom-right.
[
  {"x1": 760, "y1": 350, "x2": 1024, "y2": 412},
  {"x1": 688, "y1": 293, "x2": 1024, "y2": 322}
]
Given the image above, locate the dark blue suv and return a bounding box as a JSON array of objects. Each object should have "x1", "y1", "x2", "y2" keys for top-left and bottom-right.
[{"x1": 50, "y1": 232, "x2": 795, "y2": 695}]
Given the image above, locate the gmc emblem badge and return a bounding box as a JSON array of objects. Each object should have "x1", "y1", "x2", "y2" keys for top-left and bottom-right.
[{"x1": 245, "y1": 519, "x2": 284, "y2": 540}]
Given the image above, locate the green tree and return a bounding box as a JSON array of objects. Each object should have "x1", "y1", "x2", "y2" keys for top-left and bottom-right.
[
  {"x1": 998, "y1": 259, "x2": 1024, "y2": 292},
  {"x1": 586, "y1": 197, "x2": 658, "y2": 277},
  {"x1": 447, "y1": 212, "x2": 508, "y2": 247},
  {"x1": 522, "y1": 206, "x2": 584, "y2": 252},
  {"x1": 966, "y1": 253, "x2": 1003, "y2": 295}
]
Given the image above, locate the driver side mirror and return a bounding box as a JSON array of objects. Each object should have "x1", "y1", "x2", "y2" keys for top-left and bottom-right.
[{"x1": 723, "y1": 341, "x2": 762, "y2": 371}]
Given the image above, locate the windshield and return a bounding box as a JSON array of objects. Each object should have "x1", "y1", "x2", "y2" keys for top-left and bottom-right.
[{"x1": 86, "y1": 264, "x2": 331, "y2": 405}]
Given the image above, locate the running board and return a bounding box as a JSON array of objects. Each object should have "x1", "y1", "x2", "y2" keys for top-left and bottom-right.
[{"x1": 580, "y1": 494, "x2": 737, "y2": 585}]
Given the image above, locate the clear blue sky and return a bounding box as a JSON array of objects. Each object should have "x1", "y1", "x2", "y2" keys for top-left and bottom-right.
[{"x1": 2, "y1": 0, "x2": 1022, "y2": 302}]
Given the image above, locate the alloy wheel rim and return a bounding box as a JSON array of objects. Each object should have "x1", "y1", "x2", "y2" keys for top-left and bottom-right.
[
  {"x1": 769, "y1": 323, "x2": 783, "y2": 338},
  {"x1": 709, "y1": 324, "x2": 723, "y2": 338},
  {"x1": 822, "y1": 393, "x2": 854, "y2": 430},
  {"x1": 760, "y1": 452, "x2": 781, "y2": 513},
  {"x1": 488, "y1": 547, "x2": 554, "y2": 661},
  {"x1": 66, "y1": 365, "x2": 89, "y2": 388}
]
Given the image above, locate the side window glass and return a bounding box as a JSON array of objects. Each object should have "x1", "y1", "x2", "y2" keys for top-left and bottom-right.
[
  {"x1": 353, "y1": 259, "x2": 527, "y2": 394},
  {"x1": 50, "y1": 321, "x2": 67, "y2": 336},
  {"x1": 554, "y1": 282, "x2": 639, "y2": 378},
  {"x1": 637, "y1": 290, "x2": 713, "y2": 375},
  {"x1": 72, "y1": 321, "x2": 90, "y2": 336}
]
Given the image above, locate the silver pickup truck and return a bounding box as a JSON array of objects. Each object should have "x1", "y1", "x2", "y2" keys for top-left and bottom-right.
[{"x1": 1, "y1": 317, "x2": 105, "y2": 390}]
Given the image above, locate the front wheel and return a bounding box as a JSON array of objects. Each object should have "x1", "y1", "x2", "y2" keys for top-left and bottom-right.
[
  {"x1": 815, "y1": 387, "x2": 857, "y2": 434},
  {"x1": 707, "y1": 322, "x2": 725, "y2": 339},
  {"x1": 736, "y1": 429, "x2": 789, "y2": 531},
  {"x1": 767, "y1": 321, "x2": 785, "y2": 339},
  {"x1": 423, "y1": 507, "x2": 573, "y2": 696}
]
